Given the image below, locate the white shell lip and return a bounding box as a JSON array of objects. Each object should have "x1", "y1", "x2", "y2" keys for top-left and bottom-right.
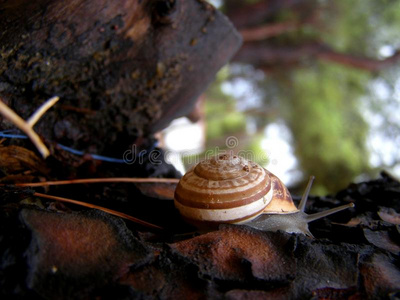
[
  {"x1": 174, "y1": 187, "x2": 273, "y2": 223},
  {"x1": 263, "y1": 209, "x2": 299, "y2": 215}
]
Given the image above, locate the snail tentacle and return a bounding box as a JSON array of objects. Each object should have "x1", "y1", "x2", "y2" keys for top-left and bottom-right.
[
  {"x1": 298, "y1": 176, "x2": 315, "y2": 212},
  {"x1": 305, "y1": 203, "x2": 355, "y2": 223},
  {"x1": 241, "y1": 175, "x2": 354, "y2": 237}
]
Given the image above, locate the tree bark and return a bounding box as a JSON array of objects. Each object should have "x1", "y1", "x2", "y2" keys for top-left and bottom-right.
[{"x1": 0, "y1": 0, "x2": 242, "y2": 155}]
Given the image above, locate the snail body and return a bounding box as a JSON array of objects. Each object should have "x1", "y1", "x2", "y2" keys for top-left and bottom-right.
[{"x1": 174, "y1": 154, "x2": 354, "y2": 236}]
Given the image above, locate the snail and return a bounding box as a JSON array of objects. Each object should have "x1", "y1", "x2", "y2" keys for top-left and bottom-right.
[
  {"x1": 174, "y1": 153, "x2": 354, "y2": 236},
  {"x1": 14, "y1": 153, "x2": 354, "y2": 236}
]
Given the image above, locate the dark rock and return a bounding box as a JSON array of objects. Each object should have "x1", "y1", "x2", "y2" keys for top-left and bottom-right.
[
  {"x1": 170, "y1": 225, "x2": 296, "y2": 284},
  {"x1": 20, "y1": 208, "x2": 152, "y2": 299},
  {"x1": 359, "y1": 253, "x2": 400, "y2": 299}
]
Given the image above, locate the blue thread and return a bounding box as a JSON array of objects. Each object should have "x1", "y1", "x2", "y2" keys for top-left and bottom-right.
[
  {"x1": 0, "y1": 130, "x2": 29, "y2": 139},
  {"x1": 55, "y1": 144, "x2": 84, "y2": 156},
  {"x1": 0, "y1": 130, "x2": 158, "y2": 164},
  {"x1": 57, "y1": 144, "x2": 126, "y2": 163},
  {"x1": 0, "y1": 133, "x2": 28, "y2": 139},
  {"x1": 1, "y1": 130, "x2": 20, "y2": 133},
  {"x1": 90, "y1": 154, "x2": 126, "y2": 163}
]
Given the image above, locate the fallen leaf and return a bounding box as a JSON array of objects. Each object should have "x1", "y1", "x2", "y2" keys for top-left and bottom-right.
[
  {"x1": 378, "y1": 207, "x2": 400, "y2": 225},
  {"x1": 363, "y1": 229, "x2": 400, "y2": 254},
  {"x1": 332, "y1": 217, "x2": 362, "y2": 227},
  {"x1": 135, "y1": 182, "x2": 177, "y2": 199},
  {"x1": 0, "y1": 145, "x2": 48, "y2": 176}
]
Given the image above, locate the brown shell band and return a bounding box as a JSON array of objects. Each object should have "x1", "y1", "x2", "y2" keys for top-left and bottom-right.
[{"x1": 174, "y1": 184, "x2": 271, "y2": 209}]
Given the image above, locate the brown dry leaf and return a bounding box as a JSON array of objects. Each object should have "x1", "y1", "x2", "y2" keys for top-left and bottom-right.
[
  {"x1": 332, "y1": 217, "x2": 362, "y2": 227},
  {"x1": 0, "y1": 145, "x2": 48, "y2": 176},
  {"x1": 363, "y1": 229, "x2": 400, "y2": 254},
  {"x1": 378, "y1": 207, "x2": 400, "y2": 225},
  {"x1": 0, "y1": 173, "x2": 38, "y2": 183},
  {"x1": 333, "y1": 214, "x2": 381, "y2": 229},
  {"x1": 135, "y1": 182, "x2": 177, "y2": 199}
]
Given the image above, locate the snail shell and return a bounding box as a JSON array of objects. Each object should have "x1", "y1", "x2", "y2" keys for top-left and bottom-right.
[
  {"x1": 174, "y1": 153, "x2": 354, "y2": 235},
  {"x1": 174, "y1": 153, "x2": 298, "y2": 227}
]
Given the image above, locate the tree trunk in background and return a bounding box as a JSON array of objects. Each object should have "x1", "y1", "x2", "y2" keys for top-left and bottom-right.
[
  {"x1": 225, "y1": 0, "x2": 400, "y2": 72},
  {"x1": 234, "y1": 42, "x2": 400, "y2": 72}
]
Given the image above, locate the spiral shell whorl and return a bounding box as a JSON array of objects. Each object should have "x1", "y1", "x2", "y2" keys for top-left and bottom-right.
[
  {"x1": 194, "y1": 154, "x2": 250, "y2": 181},
  {"x1": 174, "y1": 154, "x2": 272, "y2": 226}
]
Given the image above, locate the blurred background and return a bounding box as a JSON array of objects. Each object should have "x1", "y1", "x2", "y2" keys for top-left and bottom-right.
[{"x1": 157, "y1": 0, "x2": 400, "y2": 195}]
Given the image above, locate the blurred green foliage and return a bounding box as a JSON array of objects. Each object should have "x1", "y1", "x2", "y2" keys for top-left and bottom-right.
[
  {"x1": 205, "y1": 72, "x2": 246, "y2": 141},
  {"x1": 282, "y1": 63, "x2": 372, "y2": 193},
  {"x1": 200, "y1": 0, "x2": 400, "y2": 194}
]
